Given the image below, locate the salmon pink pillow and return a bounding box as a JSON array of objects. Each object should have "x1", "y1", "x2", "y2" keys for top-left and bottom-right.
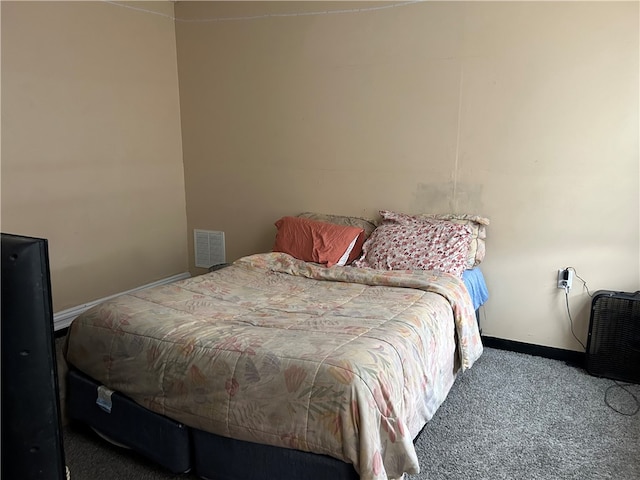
[{"x1": 273, "y1": 216, "x2": 365, "y2": 267}]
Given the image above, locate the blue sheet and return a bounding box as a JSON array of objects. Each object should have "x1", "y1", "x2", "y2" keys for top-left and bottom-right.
[{"x1": 462, "y1": 267, "x2": 489, "y2": 311}]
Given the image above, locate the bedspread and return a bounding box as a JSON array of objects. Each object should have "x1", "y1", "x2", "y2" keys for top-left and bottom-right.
[{"x1": 65, "y1": 253, "x2": 482, "y2": 480}]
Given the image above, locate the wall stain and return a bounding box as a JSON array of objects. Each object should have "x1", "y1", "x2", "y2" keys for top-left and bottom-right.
[{"x1": 412, "y1": 182, "x2": 484, "y2": 213}]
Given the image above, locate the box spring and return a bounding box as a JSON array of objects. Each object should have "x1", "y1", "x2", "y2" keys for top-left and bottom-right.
[
  {"x1": 66, "y1": 368, "x2": 191, "y2": 474},
  {"x1": 67, "y1": 368, "x2": 359, "y2": 479},
  {"x1": 192, "y1": 427, "x2": 359, "y2": 480}
]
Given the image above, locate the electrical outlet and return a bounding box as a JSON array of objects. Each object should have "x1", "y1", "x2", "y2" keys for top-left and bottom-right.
[{"x1": 557, "y1": 268, "x2": 573, "y2": 291}]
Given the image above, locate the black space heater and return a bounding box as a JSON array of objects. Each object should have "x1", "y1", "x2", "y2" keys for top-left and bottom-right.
[{"x1": 586, "y1": 290, "x2": 640, "y2": 384}]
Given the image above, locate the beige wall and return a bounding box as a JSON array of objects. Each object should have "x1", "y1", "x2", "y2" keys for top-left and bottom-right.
[
  {"x1": 176, "y1": 1, "x2": 639, "y2": 351},
  {"x1": 2, "y1": 1, "x2": 637, "y2": 352},
  {"x1": 1, "y1": 1, "x2": 188, "y2": 312}
]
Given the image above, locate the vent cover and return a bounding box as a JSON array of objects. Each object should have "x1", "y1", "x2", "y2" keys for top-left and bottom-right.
[
  {"x1": 194, "y1": 230, "x2": 225, "y2": 268},
  {"x1": 586, "y1": 290, "x2": 640, "y2": 384}
]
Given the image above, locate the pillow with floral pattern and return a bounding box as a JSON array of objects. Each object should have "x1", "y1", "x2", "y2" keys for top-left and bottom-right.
[
  {"x1": 378, "y1": 210, "x2": 488, "y2": 269},
  {"x1": 353, "y1": 216, "x2": 473, "y2": 276}
]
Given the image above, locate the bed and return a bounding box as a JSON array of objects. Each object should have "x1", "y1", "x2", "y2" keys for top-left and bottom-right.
[{"x1": 64, "y1": 211, "x2": 488, "y2": 480}]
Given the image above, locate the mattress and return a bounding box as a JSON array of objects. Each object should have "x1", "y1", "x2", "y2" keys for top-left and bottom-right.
[{"x1": 65, "y1": 252, "x2": 483, "y2": 480}]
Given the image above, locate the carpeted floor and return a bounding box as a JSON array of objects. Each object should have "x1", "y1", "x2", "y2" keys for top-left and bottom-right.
[{"x1": 62, "y1": 347, "x2": 640, "y2": 480}]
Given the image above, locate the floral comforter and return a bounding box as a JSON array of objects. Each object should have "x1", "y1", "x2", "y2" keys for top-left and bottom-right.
[{"x1": 65, "y1": 253, "x2": 483, "y2": 480}]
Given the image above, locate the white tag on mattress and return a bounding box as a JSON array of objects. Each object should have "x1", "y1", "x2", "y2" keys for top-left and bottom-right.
[{"x1": 96, "y1": 385, "x2": 114, "y2": 413}]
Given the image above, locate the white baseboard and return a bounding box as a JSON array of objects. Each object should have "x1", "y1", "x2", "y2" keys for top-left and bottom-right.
[{"x1": 53, "y1": 272, "x2": 191, "y2": 331}]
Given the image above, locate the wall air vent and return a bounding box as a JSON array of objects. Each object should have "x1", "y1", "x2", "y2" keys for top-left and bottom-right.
[{"x1": 194, "y1": 230, "x2": 225, "y2": 268}]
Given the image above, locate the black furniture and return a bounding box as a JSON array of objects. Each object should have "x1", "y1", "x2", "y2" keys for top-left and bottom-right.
[{"x1": 1, "y1": 233, "x2": 66, "y2": 479}]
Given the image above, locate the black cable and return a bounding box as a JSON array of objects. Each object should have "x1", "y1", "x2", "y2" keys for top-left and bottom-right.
[
  {"x1": 567, "y1": 266, "x2": 593, "y2": 297},
  {"x1": 564, "y1": 289, "x2": 586, "y2": 351},
  {"x1": 604, "y1": 381, "x2": 639, "y2": 416}
]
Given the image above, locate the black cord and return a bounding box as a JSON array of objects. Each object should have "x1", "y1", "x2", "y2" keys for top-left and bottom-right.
[
  {"x1": 566, "y1": 266, "x2": 593, "y2": 297},
  {"x1": 564, "y1": 289, "x2": 587, "y2": 351},
  {"x1": 561, "y1": 266, "x2": 592, "y2": 350},
  {"x1": 604, "y1": 381, "x2": 639, "y2": 416}
]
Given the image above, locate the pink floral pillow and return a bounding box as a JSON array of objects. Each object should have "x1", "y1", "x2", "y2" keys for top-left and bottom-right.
[
  {"x1": 353, "y1": 216, "x2": 473, "y2": 276},
  {"x1": 381, "y1": 211, "x2": 489, "y2": 268}
]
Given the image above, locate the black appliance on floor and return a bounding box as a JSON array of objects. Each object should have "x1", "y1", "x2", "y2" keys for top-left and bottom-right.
[
  {"x1": 586, "y1": 290, "x2": 640, "y2": 384},
  {"x1": 1, "y1": 233, "x2": 66, "y2": 479}
]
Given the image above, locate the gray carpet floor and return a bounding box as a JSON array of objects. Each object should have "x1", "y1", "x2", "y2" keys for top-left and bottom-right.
[{"x1": 62, "y1": 348, "x2": 640, "y2": 480}]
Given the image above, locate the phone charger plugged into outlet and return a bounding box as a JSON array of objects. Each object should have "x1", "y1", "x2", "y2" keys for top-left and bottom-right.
[{"x1": 557, "y1": 269, "x2": 574, "y2": 290}]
